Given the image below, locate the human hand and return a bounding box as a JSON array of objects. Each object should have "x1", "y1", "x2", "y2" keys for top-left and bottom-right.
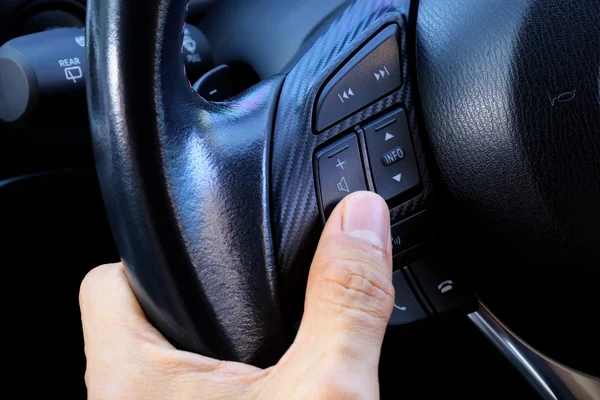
[{"x1": 80, "y1": 191, "x2": 394, "y2": 399}]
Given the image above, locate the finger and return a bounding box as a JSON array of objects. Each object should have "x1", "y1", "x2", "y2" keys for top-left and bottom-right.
[
  {"x1": 79, "y1": 263, "x2": 173, "y2": 352},
  {"x1": 80, "y1": 263, "x2": 262, "y2": 399},
  {"x1": 290, "y1": 191, "x2": 394, "y2": 375},
  {"x1": 79, "y1": 262, "x2": 231, "y2": 368}
]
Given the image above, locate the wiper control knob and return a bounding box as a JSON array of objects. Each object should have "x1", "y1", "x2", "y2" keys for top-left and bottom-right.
[
  {"x1": 0, "y1": 28, "x2": 86, "y2": 124},
  {"x1": 0, "y1": 25, "x2": 212, "y2": 125}
]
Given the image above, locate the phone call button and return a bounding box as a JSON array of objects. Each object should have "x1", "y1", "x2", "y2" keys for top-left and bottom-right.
[
  {"x1": 388, "y1": 270, "x2": 427, "y2": 326},
  {"x1": 409, "y1": 256, "x2": 476, "y2": 314}
]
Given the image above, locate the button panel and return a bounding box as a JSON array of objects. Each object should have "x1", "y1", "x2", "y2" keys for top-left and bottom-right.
[
  {"x1": 314, "y1": 24, "x2": 402, "y2": 132},
  {"x1": 309, "y1": 22, "x2": 476, "y2": 327},
  {"x1": 315, "y1": 109, "x2": 423, "y2": 223},
  {"x1": 315, "y1": 133, "x2": 367, "y2": 218},
  {"x1": 386, "y1": 254, "x2": 477, "y2": 327},
  {"x1": 363, "y1": 108, "x2": 420, "y2": 200}
]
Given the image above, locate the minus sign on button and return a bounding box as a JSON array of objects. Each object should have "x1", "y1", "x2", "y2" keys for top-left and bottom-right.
[
  {"x1": 328, "y1": 145, "x2": 350, "y2": 158},
  {"x1": 374, "y1": 118, "x2": 397, "y2": 132}
]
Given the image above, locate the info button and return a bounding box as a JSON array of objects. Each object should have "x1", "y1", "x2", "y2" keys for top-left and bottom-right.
[{"x1": 363, "y1": 108, "x2": 421, "y2": 200}]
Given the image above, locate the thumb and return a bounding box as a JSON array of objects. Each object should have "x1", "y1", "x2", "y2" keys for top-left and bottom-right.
[{"x1": 290, "y1": 191, "x2": 394, "y2": 385}]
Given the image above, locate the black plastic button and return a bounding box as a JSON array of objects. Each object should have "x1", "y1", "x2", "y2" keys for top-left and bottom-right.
[
  {"x1": 363, "y1": 109, "x2": 420, "y2": 200},
  {"x1": 315, "y1": 134, "x2": 367, "y2": 219},
  {"x1": 389, "y1": 270, "x2": 428, "y2": 326},
  {"x1": 390, "y1": 210, "x2": 434, "y2": 255},
  {"x1": 314, "y1": 24, "x2": 402, "y2": 132},
  {"x1": 409, "y1": 256, "x2": 476, "y2": 314}
]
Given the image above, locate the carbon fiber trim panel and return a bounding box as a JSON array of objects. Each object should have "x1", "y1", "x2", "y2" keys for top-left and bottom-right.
[{"x1": 271, "y1": 0, "x2": 434, "y2": 311}]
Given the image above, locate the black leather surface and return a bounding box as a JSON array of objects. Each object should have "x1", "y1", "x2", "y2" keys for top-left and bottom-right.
[
  {"x1": 86, "y1": 0, "x2": 284, "y2": 365},
  {"x1": 417, "y1": 0, "x2": 600, "y2": 373},
  {"x1": 270, "y1": 0, "x2": 434, "y2": 315}
]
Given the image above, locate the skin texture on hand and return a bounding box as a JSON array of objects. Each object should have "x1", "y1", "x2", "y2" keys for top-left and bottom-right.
[{"x1": 80, "y1": 191, "x2": 394, "y2": 399}]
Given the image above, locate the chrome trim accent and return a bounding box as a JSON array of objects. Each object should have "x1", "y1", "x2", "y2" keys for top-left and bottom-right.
[{"x1": 469, "y1": 302, "x2": 600, "y2": 400}]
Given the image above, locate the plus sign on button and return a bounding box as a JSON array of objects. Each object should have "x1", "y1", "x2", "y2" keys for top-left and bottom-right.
[{"x1": 315, "y1": 133, "x2": 368, "y2": 220}]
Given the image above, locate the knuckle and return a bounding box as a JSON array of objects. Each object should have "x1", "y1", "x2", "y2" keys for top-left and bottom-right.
[
  {"x1": 318, "y1": 254, "x2": 394, "y2": 322},
  {"x1": 145, "y1": 345, "x2": 206, "y2": 377},
  {"x1": 316, "y1": 371, "x2": 371, "y2": 400},
  {"x1": 85, "y1": 348, "x2": 185, "y2": 400}
]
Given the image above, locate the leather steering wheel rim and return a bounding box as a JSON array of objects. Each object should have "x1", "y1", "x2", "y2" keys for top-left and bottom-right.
[
  {"x1": 87, "y1": 0, "x2": 600, "y2": 372},
  {"x1": 86, "y1": 0, "x2": 285, "y2": 365}
]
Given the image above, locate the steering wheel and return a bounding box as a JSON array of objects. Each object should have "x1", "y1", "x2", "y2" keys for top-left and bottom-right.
[{"x1": 85, "y1": 0, "x2": 600, "y2": 375}]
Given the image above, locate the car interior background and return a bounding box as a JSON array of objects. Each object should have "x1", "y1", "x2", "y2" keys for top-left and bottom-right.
[{"x1": 1, "y1": 0, "x2": 598, "y2": 398}]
